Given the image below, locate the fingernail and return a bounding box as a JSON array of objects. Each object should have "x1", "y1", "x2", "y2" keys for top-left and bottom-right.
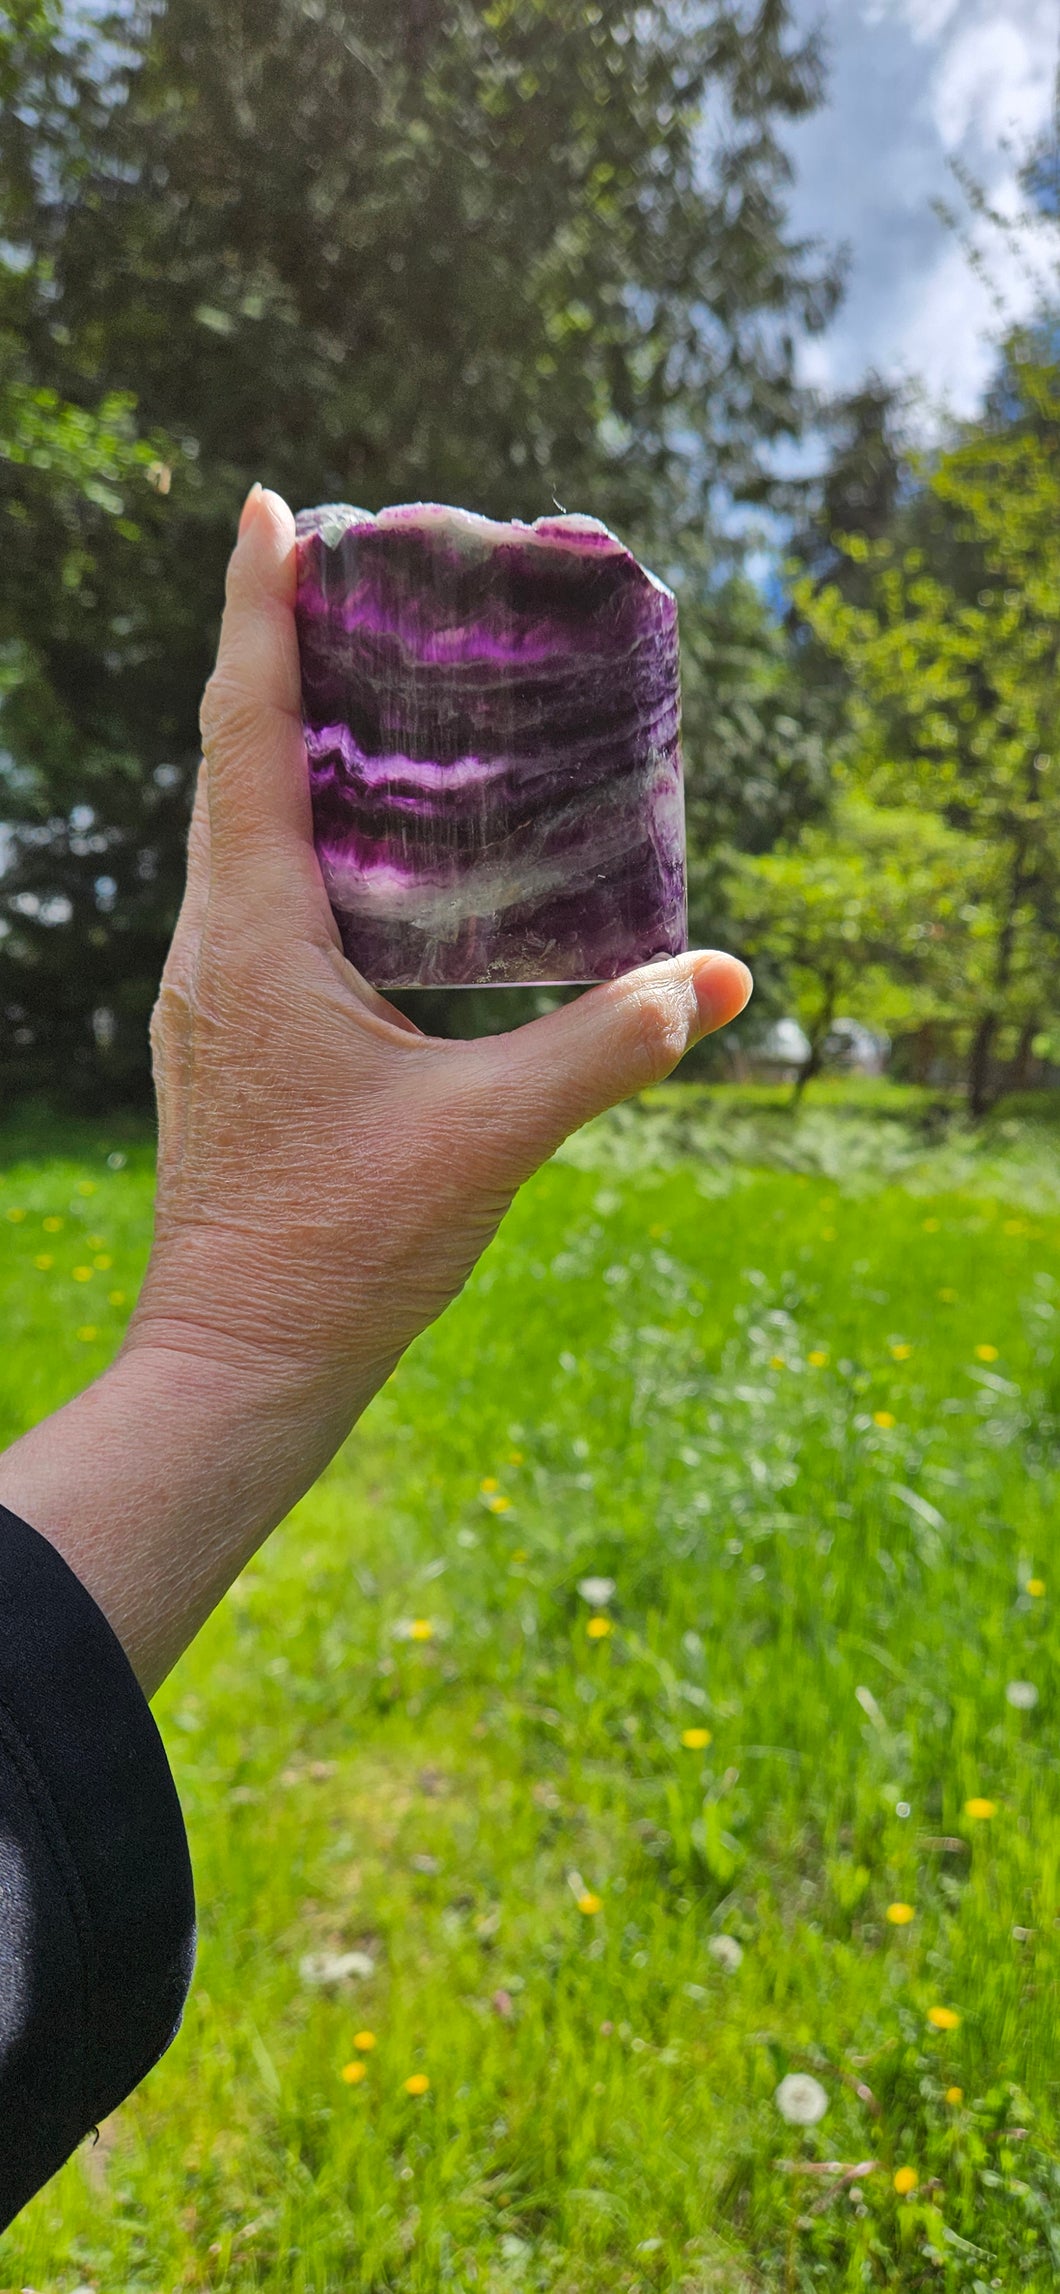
[
  {"x1": 690, "y1": 952, "x2": 753, "y2": 1036},
  {"x1": 238, "y1": 481, "x2": 264, "y2": 540}
]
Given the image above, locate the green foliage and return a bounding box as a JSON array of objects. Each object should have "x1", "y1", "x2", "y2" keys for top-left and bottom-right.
[
  {"x1": 1, "y1": 1110, "x2": 1059, "y2": 2288},
  {"x1": 729, "y1": 795, "x2": 981, "y2": 1088},
  {"x1": 0, "y1": 0, "x2": 841, "y2": 1098},
  {"x1": 787, "y1": 348, "x2": 1060, "y2": 1112}
]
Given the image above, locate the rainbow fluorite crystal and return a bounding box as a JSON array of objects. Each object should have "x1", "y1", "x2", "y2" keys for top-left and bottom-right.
[{"x1": 294, "y1": 502, "x2": 687, "y2": 987}]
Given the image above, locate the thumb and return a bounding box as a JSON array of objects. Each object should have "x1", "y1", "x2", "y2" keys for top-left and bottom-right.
[{"x1": 478, "y1": 949, "x2": 752, "y2": 1172}]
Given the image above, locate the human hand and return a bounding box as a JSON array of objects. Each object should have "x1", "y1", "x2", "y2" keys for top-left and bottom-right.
[
  {"x1": 134, "y1": 485, "x2": 751, "y2": 1398},
  {"x1": 0, "y1": 486, "x2": 750, "y2": 1690}
]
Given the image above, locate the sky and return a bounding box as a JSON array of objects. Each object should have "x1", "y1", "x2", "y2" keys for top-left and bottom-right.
[{"x1": 782, "y1": 0, "x2": 1058, "y2": 431}]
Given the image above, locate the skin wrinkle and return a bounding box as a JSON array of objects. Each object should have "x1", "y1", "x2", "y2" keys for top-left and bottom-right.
[{"x1": 0, "y1": 485, "x2": 752, "y2": 1693}]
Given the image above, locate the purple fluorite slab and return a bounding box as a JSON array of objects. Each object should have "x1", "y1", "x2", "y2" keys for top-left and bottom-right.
[{"x1": 293, "y1": 502, "x2": 687, "y2": 987}]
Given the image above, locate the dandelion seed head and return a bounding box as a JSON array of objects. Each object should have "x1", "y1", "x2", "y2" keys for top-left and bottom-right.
[
  {"x1": 707, "y1": 1934, "x2": 743, "y2": 1971},
  {"x1": 577, "y1": 1577, "x2": 615, "y2": 1607},
  {"x1": 774, "y1": 2072, "x2": 828, "y2": 2126},
  {"x1": 1005, "y1": 1680, "x2": 1038, "y2": 1709}
]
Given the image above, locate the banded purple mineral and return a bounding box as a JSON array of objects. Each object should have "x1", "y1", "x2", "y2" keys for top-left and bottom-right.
[{"x1": 294, "y1": 501, "x2": 687, "y2": 987}]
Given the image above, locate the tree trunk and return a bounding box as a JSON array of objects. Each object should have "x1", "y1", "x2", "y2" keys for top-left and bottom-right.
[
  {"x1": 967, "y1": 1012, "x2": 998, "y2": 1118},
  {"x1": 913, "y1": 1023, "x2": 936, "y2": 1085},
  {"x1": 1009, "y1": 1017, "x2": 1038, "y2": 1093},
  {"x1": 792, "y1": 993, "x2": 836, "y2": 1108}
]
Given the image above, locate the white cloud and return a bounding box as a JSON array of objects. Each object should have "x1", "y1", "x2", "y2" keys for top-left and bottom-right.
[
  {"x1": 931, "y1": 14, "x2": 1055, "y2": 150},
  {"x1": 783, "y1": 0, "x2": 1059, "y2": 432}
]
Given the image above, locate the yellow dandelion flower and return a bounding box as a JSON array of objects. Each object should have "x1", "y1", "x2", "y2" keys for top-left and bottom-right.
[
  {"x1": 927, "y1": 2006, "x2": 960, "y2": 2031},
  {"x1": 108, "y1": 1290, "x2": 127, "y2": 1307},
  {"x1": 75, "y1": 1326, "x2": 99, "y2": 1343},
  {"x1": 890, "y1": 1343, "x2": 912, "y2": 1361},
  {"x1": 341, "y1": 2060, "x2": 367, "y2": 2084},
  {"x1": 1003, "y1": 1219, "x2": 1026, "y2": 1237},
  {"x1": 964, "y1": 1797, "x2": 996, "y2": 1820},
  {"x1": 681, "y1": 1727, "x2": 712, "y2": 1750},
  {"x1": 510, "y1": 1548, "x2": 528, "y2": 1564},
  {"x1": 408, "y1": 1619, "x2": 434, "y2": 1642},
  {"x1": 886, "y1": 1902, "x2": 915, "y2": 1925},
  {"x1": 353, "y1": 2030, "x2": 376, "y2": 2052},
  {"x1": 821, "y1": 1226, "x2": 836, "y2": 1241},
  {"x1": 76, "y1": 1181, "x2": 96, "y2": 1196},
  {"x1": 72, "y1": 1266, "x2": 93, "y2": 1282},
  {"x1": 1026, "y1": 1578, "x2": 1045, "y2": 1598},
  {"x1": 807, "y1": 1350, "x2": 828, "y2": 1368},
  {"x1": 480, "y1": 1476, "x2": 499, "y2": 1494},
  {"x1": 938, "y1": 1287, "x2": 957, "y2": 1303},
  {"x1": 508, "y1": 1450, "x2": 524, "y2": 1465},
  {"x1": 488, "y1": 1495, "x2": 511, "y2": 1514},
  {"x1": 404, "y1": 2073, "x2": 430, "y2": 2095},
  {"x1": 922, "y1": 1217, "x2": 940, "y2": 1232},
  {"x1": 769, "y1": 1355, "x2": 786, "y2": 1370},
  {"x1": 92, "y1": 1254, "x2": 112, "y2": 1271},
  {"x1": 874, "y1": 1411, "x2": 896, "y2": 1429},
  {"x1": 42, "y1": 1216, "x2": 63, "y2": 1233},
  {"x1": 974, "y1": 1343, "x2": 998, "y2": 1362},
  {"x1": 4, "y1": 1207, "x2": 26, "y2": 1223},
  {"x1": 576, "y1": 1893, "x2": 602, "y2": 1915},
  {"x1": 34, "y1": 1254, "x2": 54, "y2": 1271},
  {"x1": 945, "y1": 2086, "x2": 963, "y2": 2106},
  {"x1": 86, "y1": 1234, "x2": 106, "y2": 1249},
  {"x1": 893, "y1": 2166, "x2": 918, "y2": 2195},
  {"x1": 587, "y1": 1616, "x2": 611, "y2": 1639}
]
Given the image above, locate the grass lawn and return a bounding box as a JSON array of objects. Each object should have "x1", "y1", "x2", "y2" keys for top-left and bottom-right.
[{"x1": 0, "y1": 1090, "x2": 1058, "y2": 2292}]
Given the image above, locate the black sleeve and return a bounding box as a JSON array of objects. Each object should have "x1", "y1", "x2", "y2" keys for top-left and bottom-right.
[{"x1": 0, "y1": 1503, "x2": 196, "y2": 2231}]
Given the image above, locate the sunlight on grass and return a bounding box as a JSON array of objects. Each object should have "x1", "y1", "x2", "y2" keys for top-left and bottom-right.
[{"x1": 0, "y1": 1101, "x2": 1057, "y2": 2290}]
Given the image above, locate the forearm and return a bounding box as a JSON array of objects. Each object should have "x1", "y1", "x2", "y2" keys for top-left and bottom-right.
[{"x1": 0, "y1": 1340, "x2": 370, "y2": 1697}]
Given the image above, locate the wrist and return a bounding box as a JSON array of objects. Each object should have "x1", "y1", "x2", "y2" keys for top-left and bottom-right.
[{"x1": 0, "y1": 1328, "x2": 375, "y2": 1696}]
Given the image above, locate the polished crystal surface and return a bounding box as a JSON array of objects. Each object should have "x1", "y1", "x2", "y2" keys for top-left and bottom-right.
[{"x1": 294, "y1": 501, "x2": 687, "y2": 987}]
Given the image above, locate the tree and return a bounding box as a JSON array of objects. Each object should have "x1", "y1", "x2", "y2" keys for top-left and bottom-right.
[
  {"x1": 0, "y1": 0, "x2": 843, "y2": 1099},
  {"x1": 789, "y1": 348, "x2": 1060, "y2": 1113},
  {"x1": 728, "y1": 795, "x2": 976, "y2": 1099}
]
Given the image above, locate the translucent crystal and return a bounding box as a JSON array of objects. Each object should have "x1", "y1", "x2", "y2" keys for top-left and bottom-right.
[{"x1": 294, "y1": 501, "x2": 687, "y2": 987}]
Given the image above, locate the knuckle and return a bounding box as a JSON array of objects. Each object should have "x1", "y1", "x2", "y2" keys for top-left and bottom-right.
[
  {"x1": 199, "y1": 671, "x2": 259, "y2": 762},
  {"x1": 630, "y1": 984, "x2": 689, "y2": 1080}
]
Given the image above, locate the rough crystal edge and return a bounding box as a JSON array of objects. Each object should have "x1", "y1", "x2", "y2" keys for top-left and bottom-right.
[{"x1": 294, "y1": 501, "x2": 676, "y2": 599}]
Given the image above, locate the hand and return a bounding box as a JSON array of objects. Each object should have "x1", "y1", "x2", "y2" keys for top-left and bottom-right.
[{"x1": 0, "y1": 486, "x2": 750, "y2": 1690}]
